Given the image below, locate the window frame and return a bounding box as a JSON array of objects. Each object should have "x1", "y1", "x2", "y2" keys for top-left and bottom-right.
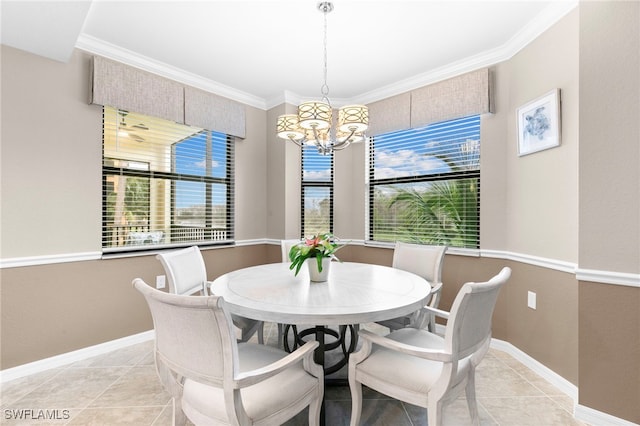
[
  {"x1": 367, "y1": 115, "x2": 481, "y2": 248},
  {"x1": 101, "y1": 107, "x2": 234, "y2": 253},
  {"x1": 300, "y1": 146, "x2": 334, "y2": 238}
]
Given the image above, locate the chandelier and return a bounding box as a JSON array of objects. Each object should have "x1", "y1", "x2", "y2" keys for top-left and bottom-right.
[{"x1": 276, "y1": 2, "x2": 369, "y2": 155}]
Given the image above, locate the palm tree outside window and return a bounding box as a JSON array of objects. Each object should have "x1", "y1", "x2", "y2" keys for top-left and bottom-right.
[{"x1": 368, "y1": 115, "x2": 480, "y2": 248}]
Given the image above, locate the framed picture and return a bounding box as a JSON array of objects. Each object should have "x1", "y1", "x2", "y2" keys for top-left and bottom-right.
[{"x1": 516, "y1": 89, "x2": 561, "y2": 156}]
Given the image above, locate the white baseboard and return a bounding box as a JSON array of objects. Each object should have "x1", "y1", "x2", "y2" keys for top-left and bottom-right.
[
  {"x1": 488, "y1": 338, "x2": 639, "y2": 426},
  {"x1": 489, "y1": 338, "x2": 578, "y2": 401},
  {"x1": 0, "y1": 330, "x2": 154, "y2": 383},
  {"x1": 575, "y1": 404, "x2": 639, "y2": 426},
  {"x1": 2, "y1": 328, "x2": 636, "y2": 426}
]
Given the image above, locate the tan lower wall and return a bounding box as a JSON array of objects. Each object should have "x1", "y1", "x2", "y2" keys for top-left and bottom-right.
[
  {"x1": 8, "y1": 244, "x2": 640, "y2": 424},
  {"x1": 424, "y1": 253, "x2": 578, "y2": 385},
  {"x1": 0, "y1": 245, "x2": 267, "y2": 369},
  {"x1": 313, "y1": 244, "x2": 580, "y2": 384},
  {"x1": 579, "y1": 281, "x2": 640, "y2": 424}
]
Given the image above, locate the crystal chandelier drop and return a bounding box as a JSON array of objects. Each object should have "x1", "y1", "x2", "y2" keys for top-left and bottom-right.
[{"x1": 276, "y1": 2, "x2": 369, "y2": 155}]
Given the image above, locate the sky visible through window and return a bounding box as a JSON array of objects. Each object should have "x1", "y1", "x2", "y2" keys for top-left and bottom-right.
[
  {"x1": 174, "y1": 131, "x2": 228, "y2": 208},
  {"x1": 302, "y1": 145, "x2": 332, "y2": 211},
  {"x1": 374, "y1": 115, "x2": 480, "y2": 179}
]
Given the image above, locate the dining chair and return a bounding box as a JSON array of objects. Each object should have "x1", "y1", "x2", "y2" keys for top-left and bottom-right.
[
  {"x1": 281, "y1": 239, "x2": 301, "y2": 263},
  {"x1": 156, "y1": 246, "x2": 264, "y2": 344},
  {"x1": 349, "y1": 267, "x2": 511, "y2": 426},
  {"x1": 133, "y1": 279, "x2": 324, "y2": 426},
  {"x1": 376, "y1": 242, "x2": 447, "y2": 332}
]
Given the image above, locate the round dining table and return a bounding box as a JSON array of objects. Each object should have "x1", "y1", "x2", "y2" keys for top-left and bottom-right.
[
  {"x1": 210, "y1": 261, "x2": 431, "y2": 327},
  {"x1": 211, "y1": 261, "x2": 431, "y2": 425}
]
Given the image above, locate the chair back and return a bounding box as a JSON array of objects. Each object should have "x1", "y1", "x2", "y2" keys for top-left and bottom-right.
[
  {"x1": 444, "y1": 267, "x2": 511, "y2": 359},
  {"x1": 133, "y1": 279, "x2": 236, "y2": 386},
  {"x1": 392, "y1": 242, "x2": 447, "y2": 283},
  {"x1": 281, "y1": 239, "x2": 301, "y2": 263},
  {"x1": 156, "y1": 246, "x2": 207, "y2": 296}
]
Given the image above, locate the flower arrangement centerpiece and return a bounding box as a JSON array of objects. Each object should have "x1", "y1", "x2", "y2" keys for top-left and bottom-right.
[{"x1": 289, "y1": 233, "x2": 345, "y2": 281}]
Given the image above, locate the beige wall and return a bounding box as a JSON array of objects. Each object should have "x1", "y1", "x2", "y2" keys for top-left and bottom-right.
[
  {"x1": 0, "y1": 48, "x2": 102, "y2": 257},
  {"x1": 234, "y1": 103, "x2": 268, "y2": 240},
  {"x1": 266, "y1": 103, "x2": 301, "y2": 240},
  {"x1": 333, "y1": 141, "x2": 367, "y2": 240},
  {"x1": 503, "y1": 9, "x2": 580, "y2": 263},
  {"x1": 1, "y1": 3, "x2": 639, "y2": 423},
  {"x1": 0, "y1": 46, "x2": 269, "y2": 255},
  {"x1": 578, "y1": 1, "x2": 640, "y2": 423},
  {"x1": 578, "y1": 1, "x2": 640, "y2": 273}
]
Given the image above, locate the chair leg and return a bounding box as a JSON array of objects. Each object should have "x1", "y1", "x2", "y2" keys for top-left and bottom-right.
[
  {"x1": 257, "y1": 321, "x2": 264, "y2": 344},
  {"x1": 277, "y1": 323, "x2": 284, "y2": 348},
  {"x1": 172, "y1": 397, "x2": 187, "y2": 426},
  {"x1": 349, "y1": 380, "x2": 363, "y2": 426},
  {"x1": 465, "y1": 371, "x2": 480, "y2": 426},
  {"x1": 308, "y1": 389, "x2": 322, "y2": 426},
  {"x1": 427, "y1": 399, "x2": 443, "y2": 426},
  {"x1": 427, "y1": 312, "x2": 436, "y2": 332}
]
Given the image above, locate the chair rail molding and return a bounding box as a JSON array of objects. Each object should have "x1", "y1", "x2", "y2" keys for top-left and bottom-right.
[
  {"x1": 575, "y1": 268, "x2": 640, "y2": 288},
  {"x1": 0, "y1": 251, "x2": 102, "y2": 268},
  {"x1": 2, "y1": 242, "x2": 638, "y2": 288}
]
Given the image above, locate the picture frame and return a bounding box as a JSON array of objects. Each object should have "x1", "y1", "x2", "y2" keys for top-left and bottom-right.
[{"x1": 516, "y1": 89, "x2": 561, "y2": 156}]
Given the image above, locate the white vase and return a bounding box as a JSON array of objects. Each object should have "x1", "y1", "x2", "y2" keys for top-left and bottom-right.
[{"x1": 306, "y1": 257, "x2": 331, "y2": 282}]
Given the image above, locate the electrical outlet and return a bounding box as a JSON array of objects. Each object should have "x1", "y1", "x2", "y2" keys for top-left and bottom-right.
[
  {"x1": 527, "y1": 291, "x2": 536, "y2": 310},
  {"x1": 156, "y1": 275, "x2": 166, "y2": 289}
]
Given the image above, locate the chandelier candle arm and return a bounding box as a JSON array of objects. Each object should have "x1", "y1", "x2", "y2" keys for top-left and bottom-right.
[{"x1": 275, "y1": 2, "x2": 369, "y2": 155}]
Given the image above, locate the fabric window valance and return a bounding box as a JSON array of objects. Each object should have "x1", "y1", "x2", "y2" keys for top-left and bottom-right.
[
  {"x1": 366, "y1": 68, "x2": 494, "y2": 135},
  {"x1": 184, "y1": 86, "x2": 245, "y2": 139},
  {"x1": 90, "y1": 56, "x2": 246, "y2": 138}
]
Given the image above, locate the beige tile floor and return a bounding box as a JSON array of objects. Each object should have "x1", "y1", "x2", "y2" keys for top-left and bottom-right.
[{"x1": 1, "y1": 322, "x2": 588, "y2": 425}]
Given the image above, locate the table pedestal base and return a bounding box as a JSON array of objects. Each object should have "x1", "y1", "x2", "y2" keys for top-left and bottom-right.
[{"x1": 283, "y1": 324, "x2": 359, "y2": 375}]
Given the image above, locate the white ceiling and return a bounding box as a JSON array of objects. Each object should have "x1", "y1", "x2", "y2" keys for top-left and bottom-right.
[{"x1": 1, "y1": 1, "x2": 577, "y2": 109}]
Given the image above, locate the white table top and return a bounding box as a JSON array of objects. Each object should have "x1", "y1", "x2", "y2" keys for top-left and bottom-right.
[{"x1": 210, "y1": 261, "x2": 431, "y2": 326}]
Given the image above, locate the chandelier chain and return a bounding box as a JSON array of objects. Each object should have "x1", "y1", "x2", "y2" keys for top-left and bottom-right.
[
  {"x1": 275, "y1": 1, "x2": 368, "y2": 155},
  {"x1": 321, "y1": 5, "x2": 330, "y2": 104}
]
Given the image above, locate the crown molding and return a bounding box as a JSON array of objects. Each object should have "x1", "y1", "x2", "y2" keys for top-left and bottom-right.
[
  {"x1": 75, "y1": 34, "x2": 267, "y2": 110},
  {"x1": 76, "y1": 1, "x2": 577, "y2": 111},
  {"x1": 265, "y1": 91, "x2": 355, "y2": 111},
  {"x1": 353, "y1": 0, "x2": 578, "y2": 105}
]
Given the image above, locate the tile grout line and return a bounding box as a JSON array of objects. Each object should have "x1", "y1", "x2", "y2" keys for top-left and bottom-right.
[
  {"x1": 64, "y1": 364, "x2": 138, "y2": 425},
  {"x1": 477, "y1": 399, "x2": 501, "y2": 426}
]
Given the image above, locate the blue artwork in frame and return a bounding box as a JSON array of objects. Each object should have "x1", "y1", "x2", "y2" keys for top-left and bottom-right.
[{"x1": 517, "y1": 89, "x2": 561, "y2": 156}]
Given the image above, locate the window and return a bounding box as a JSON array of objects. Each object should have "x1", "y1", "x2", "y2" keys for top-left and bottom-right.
[
  {"x1": 301, "y1": 146, "x2": 333, "y2": 237},
  {"x1": 368, "y1": 115, "x2": 480, "y2": 248},
  {"x1": 102, "y1": 106, "x2": 234, "y2": 252}
]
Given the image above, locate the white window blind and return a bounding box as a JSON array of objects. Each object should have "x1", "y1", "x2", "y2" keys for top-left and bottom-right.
[
  {"x1": 102, "y1": 106, "x2": 234, "y2": 252},
  {"x1": 369, "y1": 115, "x2": 480, "y2": 248},
  {"x1": 301, "y1": 146, "x2": 333, "y2": 237}
]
